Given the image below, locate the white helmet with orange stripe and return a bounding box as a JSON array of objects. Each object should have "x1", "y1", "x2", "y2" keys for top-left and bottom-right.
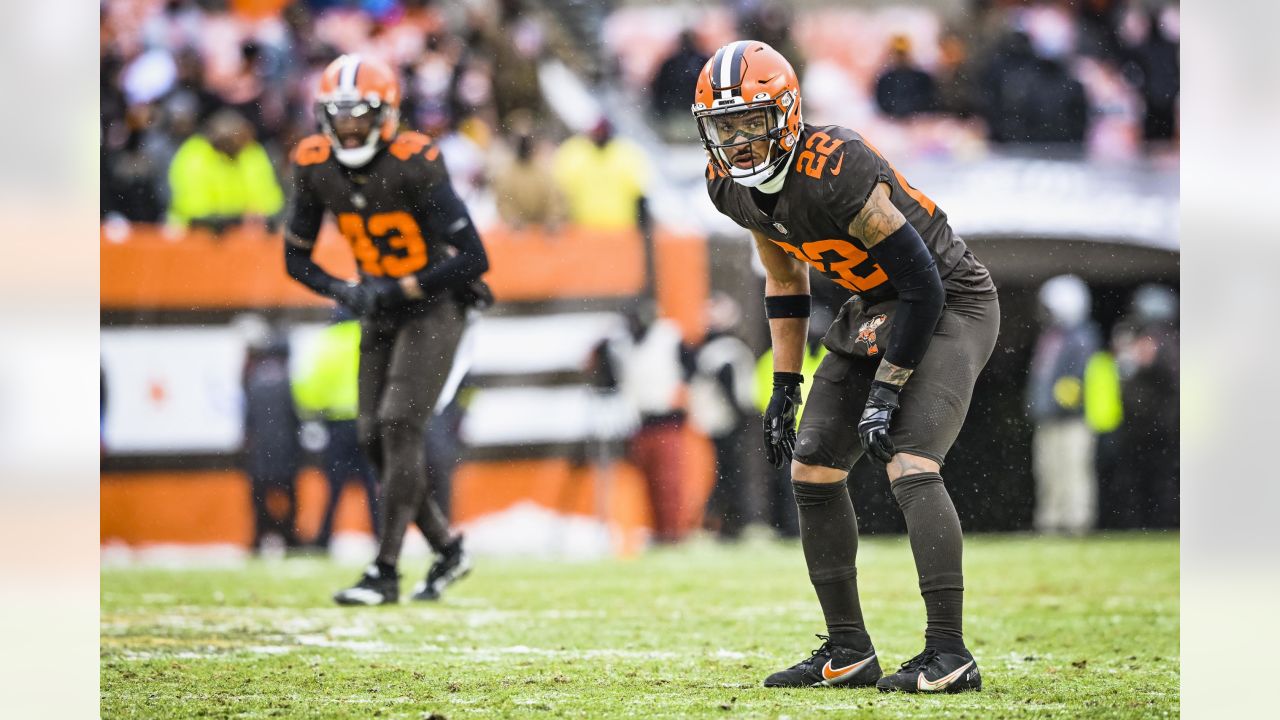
[{"x1": 315, "y1": 54, "x2": 402, "y2": 168}]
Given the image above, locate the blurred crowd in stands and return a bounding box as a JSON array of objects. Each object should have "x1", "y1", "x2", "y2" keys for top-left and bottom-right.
[
  {"x1": 639, "y1": 0, "x2": 1178, "y2": 155},
  {"x1": 101, "y1": 0, "x2": 570, "y2": 230},
  {"x1": 101, "y1": 0, "x2": 1179, "y2": 232}
]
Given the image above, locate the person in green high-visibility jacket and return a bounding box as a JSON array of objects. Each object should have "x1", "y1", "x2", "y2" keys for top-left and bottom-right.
[
  {"x1": 292, "y1": 313, "x2": 379, "y2": 550},
  {"x1": 1025, "y1": 275, "x2": 1101, "y2": 535},
  {"x1": 167, "y1": 109, "x2": 284, "y2": 231},
  {"x1": 753, "y1": 342, "x2": 826, "y2": 539}
]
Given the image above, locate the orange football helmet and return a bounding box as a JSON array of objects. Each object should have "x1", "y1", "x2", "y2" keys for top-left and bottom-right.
[
  {"x1": 692, "y1": 41, "x2": 803, "y2": 187},
  {"x1": 315, "y1": 55, "x2": 402, "y2": 167}
]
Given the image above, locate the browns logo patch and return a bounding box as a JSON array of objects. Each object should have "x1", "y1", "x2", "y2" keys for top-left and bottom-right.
[{"x1": 855, "y1": 314, "x2": 888, "y2": 356}]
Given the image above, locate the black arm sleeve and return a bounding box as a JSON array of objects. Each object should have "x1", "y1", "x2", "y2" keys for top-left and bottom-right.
[
  {"x1": 284, "y1": 242, "x2": 345, "y2": 299},
  {"x1": 409, "y1": 184, "x2": 490, "y2": 295},
  {"x1": 284, "y1": 167, "x2": 325, "y2": 244},
  {"x1": 866, "y1": 222, "x2": 945, "y2": 370}
]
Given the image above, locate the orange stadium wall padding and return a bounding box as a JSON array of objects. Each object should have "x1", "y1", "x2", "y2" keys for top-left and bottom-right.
[
  {"x1": 102, "y1": 224, "x2": 709, "y2": 340},
  {"x1": 101, "y1": 430, "x2": 714, "y2": 556},
  {"x1": 100, "y1": 469, "x2": 373, "y2": 547}
]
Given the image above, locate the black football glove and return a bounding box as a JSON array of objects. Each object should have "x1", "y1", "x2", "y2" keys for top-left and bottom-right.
[
  {"x1": 763, "y1": 372, "x2": 803, "y2": 469},
  {"x1": 332, "y1": 281, "x2": 381, "y2": 317},
  {"x1": 454, "y1": 278, "x2": 494, "y2": 310},
  {"x1": 364, "y1": 276, "x2": 406, "y2": 311},
  {"x1": 858, "y1": 381, "x2": 901, "y2": 464}
]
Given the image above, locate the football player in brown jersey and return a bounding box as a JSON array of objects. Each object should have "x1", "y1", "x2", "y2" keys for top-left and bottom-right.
[
  {"x1": 284, "y1": 55, "x2": 490, "y2": 606},
  {"x1": 696, "y1": 41, "x2": 1000, "y2": 693}
]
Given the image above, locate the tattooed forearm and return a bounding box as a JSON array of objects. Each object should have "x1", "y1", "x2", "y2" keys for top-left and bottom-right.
[
  {"x1": 848, "y1": 183, "x2": 906, "y2": 248},
  {"x1": 874, "y1": 360, "x2": 914, "y2": 386}
]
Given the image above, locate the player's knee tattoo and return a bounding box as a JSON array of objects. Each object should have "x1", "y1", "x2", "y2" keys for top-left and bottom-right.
[{"x1": 888, "y1": 452, "x2": 940, "y2": 481}]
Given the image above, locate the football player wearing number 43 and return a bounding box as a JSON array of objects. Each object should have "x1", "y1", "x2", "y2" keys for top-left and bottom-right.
[
  {"x1": 284, "y1": 55, "x2": 492, "y2": 607},
  {"x1": 696, "y1": 41, "x2": 1000, "y2": 693}
]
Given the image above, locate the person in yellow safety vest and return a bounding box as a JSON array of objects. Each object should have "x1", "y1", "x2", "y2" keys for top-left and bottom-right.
[
  {"x1": 167, "y1": 109, "x2": 284, "y2": 231},
  {"x1": 1084, "y1": 350, "x2": 1123, "y2": 434},
  {"x1": 754, "y1": 341, "x2": 825, "y2": 539},
  {"x1": 1083, "y1": 347, "x2": 1126, "y2": 530},
  {"x1": 551, "y1": 118, "x2": 651, "y2": 231},
  {"x1": 292, "y1": 313, "x2": 380, "y2": 550}
]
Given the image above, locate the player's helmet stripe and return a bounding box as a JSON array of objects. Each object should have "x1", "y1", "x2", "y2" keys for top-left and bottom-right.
[
  {"x1": 727, "y1": 41, "x2": 748, "y2": 87},
  {"x1": 338, "y1": 56, "x2": 361, "y2": 92},
  {"x1": 714, "y1": 40, "x2": 747, "y2": 100},
  {"x1": 710, "y1": 45, "x2": 728, "y2": 86}
]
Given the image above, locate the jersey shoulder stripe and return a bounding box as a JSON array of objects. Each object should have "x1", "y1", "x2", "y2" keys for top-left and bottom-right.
[
  {"x1": 292, "y1": 134, "x2": 331, "y2": 167},
  {"x1": 387, "y1": 131, "x2": 441, "y2": 163}
]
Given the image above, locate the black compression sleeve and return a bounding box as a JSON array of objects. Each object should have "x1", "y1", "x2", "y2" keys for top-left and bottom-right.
[
  {"x1": 866, "y1": 222, "x2": 945, "y2": 370},
  {"x1": 409, "y1": 185, "x2": 490, "y2": 295},
  {"x1": 284, "y1": 243, "x2": 345, "y2": 299}
]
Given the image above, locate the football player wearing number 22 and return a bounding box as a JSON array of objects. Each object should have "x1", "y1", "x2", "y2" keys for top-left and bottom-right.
[
  {"x1": 696, "y1": 41, "x2": 1000, "y2": 693},
  {"x1": 284, "y1": 55, "x2": 491, "y2": 606}
]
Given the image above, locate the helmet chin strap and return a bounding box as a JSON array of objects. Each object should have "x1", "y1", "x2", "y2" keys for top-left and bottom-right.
[
  {"x1": 754, "y1": 152, "x2": 792, "y2": 194},
  {"x1": 730, "y1": 145, "x2": 794, "y2": 190}
]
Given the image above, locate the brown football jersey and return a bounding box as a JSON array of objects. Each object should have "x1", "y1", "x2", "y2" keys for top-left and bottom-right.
[
  {"x1": 706, "y1": 124, "x2": 995, "y2": 303},
  {"x1": 285, "y1": 131, "x2": 456, "y2": 281}
]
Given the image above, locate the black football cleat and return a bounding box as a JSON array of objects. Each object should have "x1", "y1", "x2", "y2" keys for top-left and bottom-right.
[
  {"x1": 332, "y1": 564, "x2": 399, "y2": 606},
  {"x1": 411, "y1": 535, "x2": 472, "y2": 601},
  {"x1": 876, "y1": 648, "x2": 982, "y2": 693},
  {"x1": 763, "y1": 635, "x2": 882, "y2": 688}
]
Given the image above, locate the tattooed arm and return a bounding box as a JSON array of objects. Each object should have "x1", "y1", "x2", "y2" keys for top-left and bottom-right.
[{"x1": 848, "y1": 183, "x2": 945, "y2": 386}]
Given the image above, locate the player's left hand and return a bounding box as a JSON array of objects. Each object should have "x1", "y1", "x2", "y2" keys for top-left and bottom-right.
[{"x1": 858, "y1": 381, "x2": 900, "y2": 463}]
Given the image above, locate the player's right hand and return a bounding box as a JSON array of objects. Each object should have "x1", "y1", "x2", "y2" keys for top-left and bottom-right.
[
  {"x1": 763, "y1": 372, "x2": 803, "y2": 469},
  {"x1": 333, "y1": 282, "x2": 382, "y2": 316}
]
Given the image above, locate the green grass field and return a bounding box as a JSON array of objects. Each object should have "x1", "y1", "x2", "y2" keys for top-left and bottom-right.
[{"x1": 101, "y1": 533, "x2": 1178, "y2": 719}]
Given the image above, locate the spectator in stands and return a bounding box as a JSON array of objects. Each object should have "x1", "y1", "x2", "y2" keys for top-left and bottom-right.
[
  {"x1": 216, "y1": 41, "x2": 286, "y2": 142},
  {"x1": 552, "y1": 118, "x2": 650, "y2": 231},
  {"x1": 1118, "y1": 3, "x2": 1179, "y2": 143},
  {"x1": 162, "y1": 47, "x2": 221, "y2": 140},
  {"x1": 489, "y1": 0, "x2": 549, "y2": 129},
  {"x1": 292, "y1": 308, "x2": 380, "y2": 551},
  {"x1": 875, "y1": 35, "x2": 938, "y2": 119},
  {"x1": 239, "y1": 315, "x2": 302, "y2": 553},
  {"x1": 650, "y1": 30, "x2": 710, "y2": 140},
  {"x1": 736, "y1": 0, "x2": 804, "y2": 78},
  {"x1": 982, "y1": 30, "x2": 1088, "y2": 144},
  {"x1": 1025, "y1": 275, "x2": 1101, "y2": 535},
  {"x1": 102, "y1": 103, "x2": 173, "y2": 223},
  {"x1": 934, "y1": 29, "x2": 982, "y2": 119},
  {"x1": 690, "y1": 294, "x2": 758, "y2": 541},
  {"x1": 1112, "y1": 284, "x2": 1180, "y2": 528},
  {"x1": 493, "y1": 122, "x2": 565, "y2": 231},
  {"x1": 1076, "y1": 0, "x2": 1126, "y2": 64},
  {"x1": 167, "y1": 109, "x2": 284, "y2": 232}
]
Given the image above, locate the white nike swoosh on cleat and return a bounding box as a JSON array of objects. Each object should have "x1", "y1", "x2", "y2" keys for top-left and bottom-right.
[
  {"x1": 336, "y1": 587, "x2": 390, "y2": 605},
  {"x1": 916, "y1": 660, "x2": 974, "y2": 692},
  {"x1": 819, "y1": 654, "x2": 876, "y2": 685}
]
